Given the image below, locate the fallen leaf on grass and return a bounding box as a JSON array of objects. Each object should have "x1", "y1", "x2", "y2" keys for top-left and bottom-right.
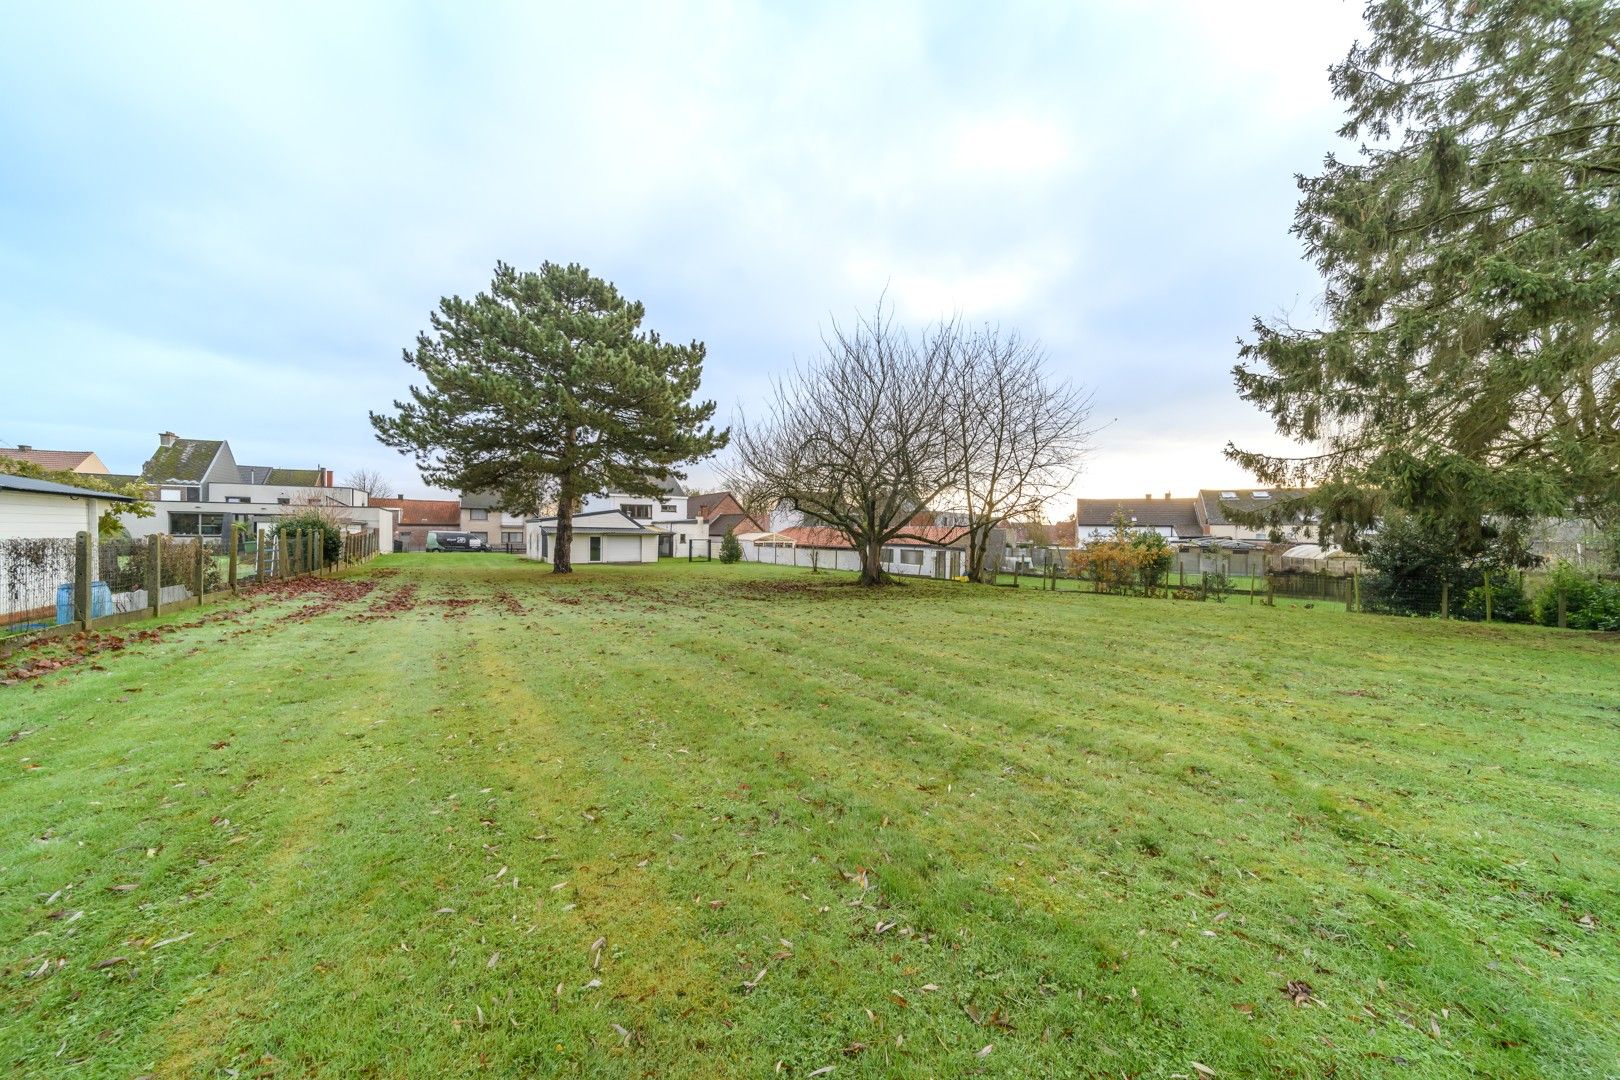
[
  {"x1": 807, "y1": 1068, "x2": 833, "y2": 1078},
  {"x1": 106, "y1": 883, "x2": 138, "y2": 893},
  {"x1": 1281, "y1": 980, "x2": 1314, "y2": 1006},
  {"x1": 1192, "y1": 1063, "x2": 1217, "y2": 1078},
  {"x1": 743, "y1": 967, "x2": 767, "y2": 991},
  {"x1": 977, "y1": 1044, "x2": 994, "y2": 1058},
  {"x1": 91, "y1": 957, "x2": 126, "y2": 969}
]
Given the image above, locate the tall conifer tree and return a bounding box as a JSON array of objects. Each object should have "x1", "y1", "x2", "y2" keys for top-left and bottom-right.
[
  {"x1": 372, "y1": 262, "x2": 727, "y2": 571},
  {"x1": 1231, "y1": 1, "x2": 1620, "y2": 549}
]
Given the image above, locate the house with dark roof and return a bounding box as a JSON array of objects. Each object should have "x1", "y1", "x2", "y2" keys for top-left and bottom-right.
[
  {"x1": 1075, "y1": 495, "x2": 1203, "y2": 540},
  {"x1": 686, "y1": 490, "x2": 767, "y2": 552},
  {"x1": 119, "y1": 432, "x2": 393, "y2": 548},
  {"x1": 1193, "y1": 488, "x2": 1314, "y2": 541},
  {"x1": 523, "y1": 509, "x2": 662, "y2": 564},
  {"x1": 0, "y1": 445, "x2": 111, "y2": 475},
  {"x1": 581, "y1": 475, "x2": 710, "y2": 557}
]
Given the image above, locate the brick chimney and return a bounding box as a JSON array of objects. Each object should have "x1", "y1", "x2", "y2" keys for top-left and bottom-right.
[
  {"x1": 159, "y1": 431, "x2": 178, "y2": 447},
  {"x1": 1164, "y1": 491, "x2": 1171, "y2": 500},
  {"x1": 16, "y1": 444, "x2": 31, "y2": 451}
]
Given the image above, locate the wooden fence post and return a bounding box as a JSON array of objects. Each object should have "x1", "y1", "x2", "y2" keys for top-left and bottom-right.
[
  {"x1": 255, "y1": 532, "x2": 264, "y2": 583},
  {"x1": 1482, "y1": 570, "x2": 1493, "y2": 623},
  {"x1": 75, "y1": 531, "x2": 93, "y2": 631},
  {"x1": 1351, "y1": 568, "x2": 1361, "y2": 613},
  {"x1": 228, "y1": 528, "x2": 239, "y2": 593},
  {"x1": 1557, "y1": 588, "x2": 1568, "y2": 629},
  {"x1": 194, "y1": 538, "x2": 206, "y2": 606},
  {"x1": 1440, "y1": 579, "x2": 1450, "y2": 619},
  {"x1": 148, "y1": 535, "x2": 163, "y2": 615}
]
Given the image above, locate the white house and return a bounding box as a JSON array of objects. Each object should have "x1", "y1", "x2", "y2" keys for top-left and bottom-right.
[
  {"x1": 751, "y1": 525, "x2": 978, "y2": 579},
  {"x1": 524, "y1": 510, "x2": 662, "y2": 565},
  {"x1": 580, "y1": 475, "x2": 706, "y2": 557},
  {"x1": 113, "y1": 433, "x2": 394, "y2": 549},
  {"x1": 0, "y1": 474, "x2": 136, "y2": 628}
]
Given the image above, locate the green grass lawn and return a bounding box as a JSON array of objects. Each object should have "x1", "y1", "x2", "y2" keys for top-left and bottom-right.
[{"x1": 3, "y1": 555, "x2": 1617, "y2": 1078}]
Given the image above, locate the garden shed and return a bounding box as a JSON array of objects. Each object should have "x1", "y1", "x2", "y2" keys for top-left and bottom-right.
[
  {"x1": 0, "y1": 474, "x2": 134, "y2": 630},
  {"x1": 524, "y1": 510, "x2": 661, "y2": 565}
]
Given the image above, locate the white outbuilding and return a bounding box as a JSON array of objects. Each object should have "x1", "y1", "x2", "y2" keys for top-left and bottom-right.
[
  {"x1": 0, "y1": 474, "x2": 136, "y2": 629},
  {"x1": 524, "y1": 509, "x2": 662, "y2": 565}
]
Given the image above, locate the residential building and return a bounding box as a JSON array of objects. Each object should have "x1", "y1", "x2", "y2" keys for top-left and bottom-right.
[
  {"x1": 1075, "y1": 495, "x2": 1203, "y2": 540},
  {"x1": 371, "y1": 497, "x2": 460, "y2": 552},
  {"x1": 687, "y1": 490, "x2": 767, "y2": 554},
  {"x1": 581, "y1": 475, "x2": 707, "y2": 557},
  {"x1": 0, "y1": 445, "x2": 111, "y2": 474},
  {"x1": 115, "y1": 433, "x2": 394, "y2": 547},
  {"x1": 459, "y1": 491, "x2": 528, "y2": 552},
  {"x1": 1192, "y1": 488, "x2": 1314, "y2": 541},
  {"x1": 1074, "y1": 489, "x2": 1317, "y2": 543},
  {"x1": 524, "y1": 510, "x2": 661, "y2": 564}
]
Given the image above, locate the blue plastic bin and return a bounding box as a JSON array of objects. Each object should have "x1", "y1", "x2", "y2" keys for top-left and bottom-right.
[{"x1": 55, "y1": 581, "x2": 115, "y2": 624}]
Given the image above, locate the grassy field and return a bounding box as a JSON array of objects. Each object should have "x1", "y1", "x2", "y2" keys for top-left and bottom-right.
[{"x1": 2, "y1": 555, "x2": 1616, "y2": 1078}]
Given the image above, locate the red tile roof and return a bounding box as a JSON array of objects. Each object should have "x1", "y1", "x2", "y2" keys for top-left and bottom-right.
[
  {"x1": 1, "y1": 448, "x2": 100, "y2": 472},
  {"x1": 778, "y1": 524, "x2": 970, "y2": 549},
  {"x1": 371, "y1": 497, "x2": 460, "y2": 526}
]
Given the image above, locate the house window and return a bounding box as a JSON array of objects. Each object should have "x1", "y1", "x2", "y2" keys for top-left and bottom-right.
[
  {"x1": 589, "y1": 536, "x2": 602, "y2": 561},
  {"x1": 502, "y1": 531, "x2": 522, "y2": 545},
  {"x1": 224, "y1": 496, "x2": 249, "y2": 504},
  {"x1": 660, "y1": 503, "x2": 677, "y2": 513},
  {"x1": 159, "y1": 487, "x2": 183, "y2": 501},
  {"x1": 882, "y1": 547, "x2": 895, "y2": 563},
  {"x1": 469, "y1": 509, "x2": 489, "y2": 520},
  {"x1": 620, "y1": 503, "x2": 653, "y2": 520},
  {"x1": 899, "y1": 549, "x2": 924, "y2": 566},
  {"x1": 169, "y1": 512, "x2": 224, "y2": 536},
  {"x1": 277, "y1": 497, "x2": 291, "y2": 505}
]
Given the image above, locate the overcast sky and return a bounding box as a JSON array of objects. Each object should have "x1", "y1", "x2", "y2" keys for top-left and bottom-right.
[{"x1": 0, "y1": 1, "x2": 1365, "y2": 506}]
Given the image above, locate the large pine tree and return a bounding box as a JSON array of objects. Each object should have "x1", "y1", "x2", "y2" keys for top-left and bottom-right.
[
  {"x1": 372, "y1": 262, "x2": 727, "y2": 571},
  {"x1": 1230, "y1": 0, "x2": 1620, "y2": 549}
]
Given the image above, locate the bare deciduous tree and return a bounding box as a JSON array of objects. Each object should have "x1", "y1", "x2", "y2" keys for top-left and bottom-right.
[
  {"x1": 940, "y1": 328, "x2": 1093, "y2": 581},
  {"x1": 343, "y1": 468, "x2": 392, "y2": 500},
  {"x1": 729, "y1": 304, "x2": 956, "y2": 586}
]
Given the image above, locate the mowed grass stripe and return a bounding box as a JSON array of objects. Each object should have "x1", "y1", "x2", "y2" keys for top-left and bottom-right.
[{"x1": 1, "y1": 554, "x2": 1616, "y2": 1078}]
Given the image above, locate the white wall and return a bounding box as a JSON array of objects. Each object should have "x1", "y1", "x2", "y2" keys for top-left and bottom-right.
[
  {"x1": 0, "y1": 490, "x2": 100, "y2": 540},
  {"x1": 0, "y1": 491, "x2": 104, "y2": 619},
  {"x1": 523, "y1": 525, "x2": 656, "y2": 564},
  {"x1": 122, "y1": 501, "x2": 394, "y2": 550},
  {"x1": 738, "y1": 541, "x2": 955, "y2": 578},
  {"x1": 210, "y1": 482, "x2": 369, "y2": 506}
]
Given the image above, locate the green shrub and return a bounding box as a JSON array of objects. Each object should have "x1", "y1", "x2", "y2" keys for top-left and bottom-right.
[
  {"x1": 278, "y1": 510, "x2": 344, "y2": 563},
  {"x1": 1533, "y1": 563, "x2": 1620, "y2": 630},
  {"x1": 1459, "y1": 572, "x2": 1530, "y2": 623},
  {"x1": 719, "y1": 529, "x2": 742, "y2": 564}
]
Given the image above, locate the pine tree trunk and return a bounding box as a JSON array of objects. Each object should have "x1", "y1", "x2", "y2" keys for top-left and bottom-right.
[{"x1": 553, "y1": 476, "x2": 575, "y2": 574}]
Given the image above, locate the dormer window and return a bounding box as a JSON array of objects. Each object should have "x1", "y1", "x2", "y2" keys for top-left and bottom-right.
[
  {"x1": 1252, "y1": 491, "x2": 1271, "y2": 499},
  {"x1": 1220, "y1": 491, "x2": 1238, "y2": 499}
]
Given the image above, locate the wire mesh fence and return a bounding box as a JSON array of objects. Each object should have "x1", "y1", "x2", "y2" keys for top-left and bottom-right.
[
  {"x1": 993, "y1": 544, "x2": 1614, "y2": 628},
  {"x1": 0, "y1": 537, "x2": 81, "y2": 636},
  {"x1": 0, "y1": 527, "x2": 382, "y2": 642}
]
